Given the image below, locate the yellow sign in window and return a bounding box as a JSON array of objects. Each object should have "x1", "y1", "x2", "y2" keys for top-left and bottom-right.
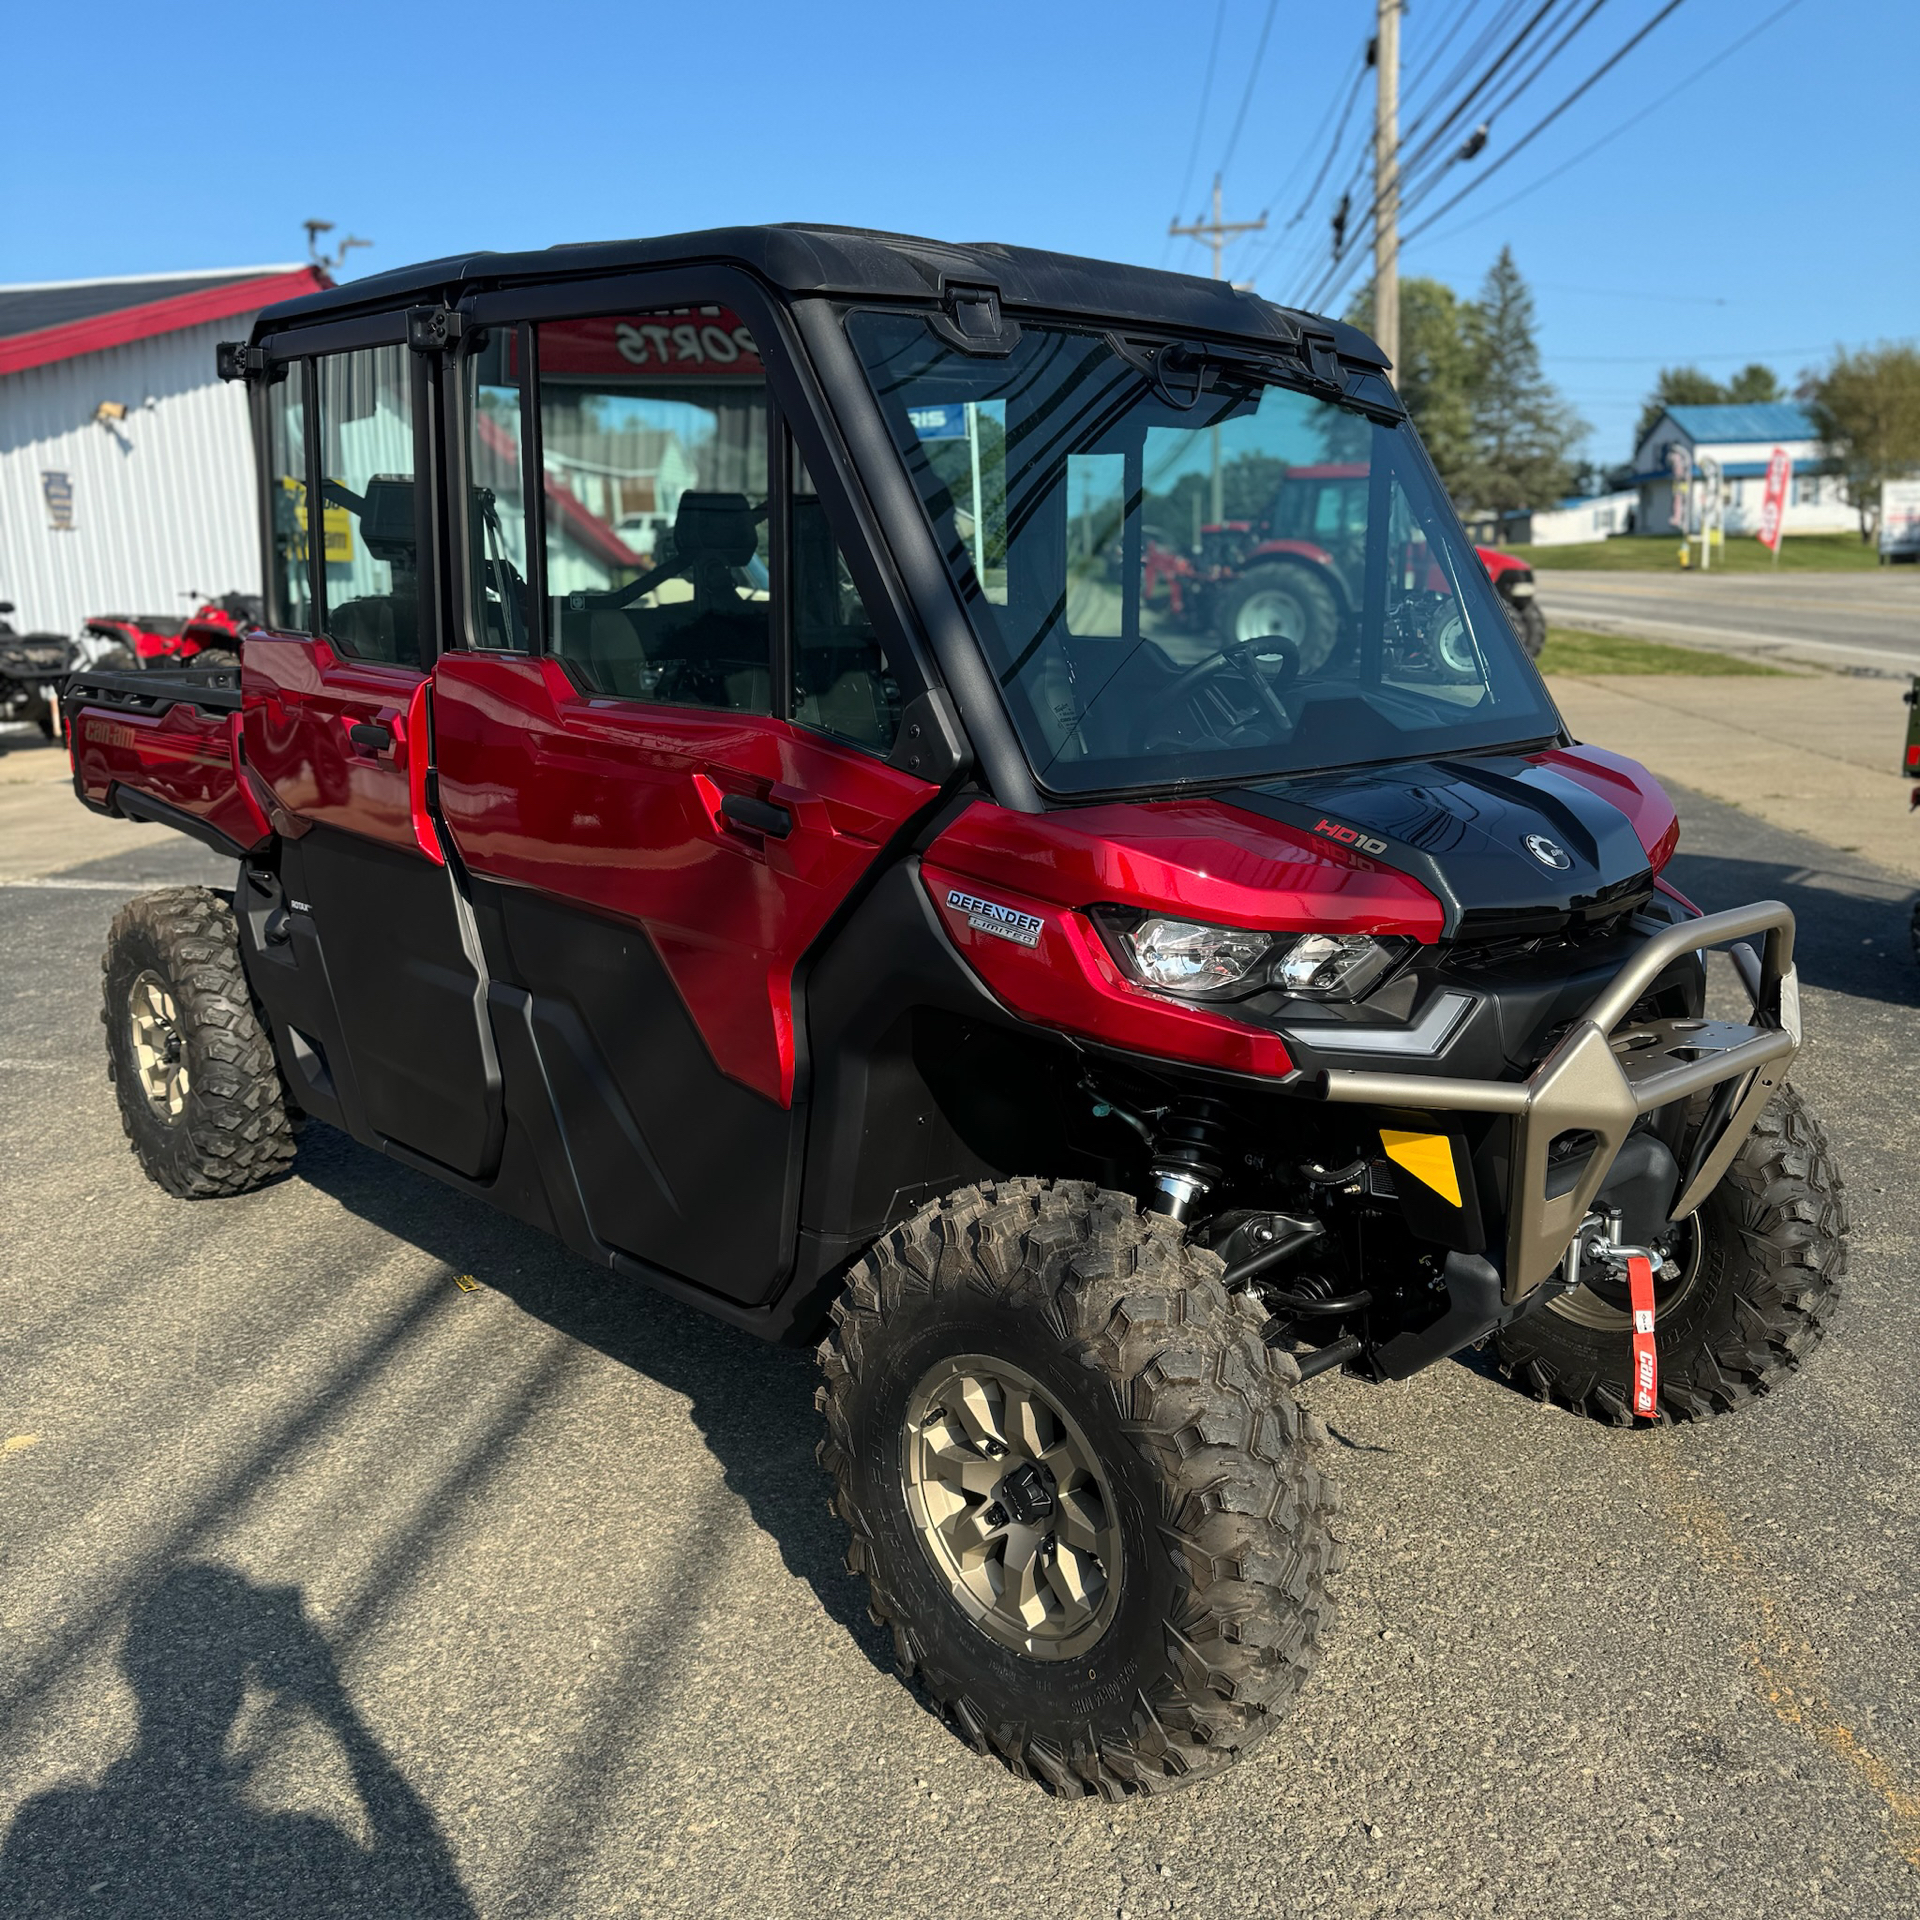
[{"x1": 279, "y1": 476, "x2": 354, "y2": 564}]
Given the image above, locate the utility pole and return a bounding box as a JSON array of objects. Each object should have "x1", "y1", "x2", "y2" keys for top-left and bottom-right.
[
  {"x1": 1170, "y1": 176, "x2": 1266, "y2": 521},
  {"x1": 1169, "y1": 174, "x2": 1267, "y2": 285},
  {"x1": 1372, "y1": 0, "x2": 1401, "y2": 377}
]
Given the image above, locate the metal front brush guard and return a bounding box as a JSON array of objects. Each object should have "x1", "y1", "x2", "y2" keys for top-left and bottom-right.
[{"x1": 1313, "y1": 902, "x2": 1800, "y2": 1304}]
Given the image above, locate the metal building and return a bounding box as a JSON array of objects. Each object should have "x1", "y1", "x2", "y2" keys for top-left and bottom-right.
[{"x1": 0, "y1": 266, "x2": 327, "y2": 636}]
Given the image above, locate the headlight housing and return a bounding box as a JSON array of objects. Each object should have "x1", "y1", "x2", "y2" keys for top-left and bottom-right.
[
  {"x1": 1272, "y1": 931, "x2": 1399, "y2": 999},
  {"x1": 1100, "y1": 912, "x2": 1403, "y2": 1003},
  {"x1": 1113, "y1": 916, "x2": 1273, "y2": 997}
]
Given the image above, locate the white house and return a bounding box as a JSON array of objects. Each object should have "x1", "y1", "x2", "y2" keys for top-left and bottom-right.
[
  {"x1": 1629, "y1": 401, "x2": 1854, "y2": 538},
  {"x1": 0, "y1": 265, "x2": 327, "y2": 635}
]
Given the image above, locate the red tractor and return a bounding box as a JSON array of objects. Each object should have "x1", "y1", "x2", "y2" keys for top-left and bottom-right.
[{"x1": 1144, "y1": 463, "x2": 1545, "y2": 659}]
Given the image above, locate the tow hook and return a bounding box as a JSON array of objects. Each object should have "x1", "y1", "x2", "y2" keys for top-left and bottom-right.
[{"x1": 1567, "y1": 1216, "x2": 1665, "y2": 1417}]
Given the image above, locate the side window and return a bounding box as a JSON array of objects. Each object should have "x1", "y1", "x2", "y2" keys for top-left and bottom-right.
[
  {"x1": 463, "y1": 330, "x2": 531, "y2": 649},
  {"x1": 316, "y1": 346, "x2": 422, "y2": 667},
  {"x1": 791, "y1": 447, "x2": 901, "y2": 752},
  {"x1": 536, "y1": 307, "x2": 771, "y2": 713},
  {"x1": 266, "y1": 364, "x2": 313, "y2": 632}
]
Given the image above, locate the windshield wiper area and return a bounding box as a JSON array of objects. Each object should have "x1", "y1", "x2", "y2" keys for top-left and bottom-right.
[{"x1": 1104, "y1": 329, "x2": 1351, "y2": 406}]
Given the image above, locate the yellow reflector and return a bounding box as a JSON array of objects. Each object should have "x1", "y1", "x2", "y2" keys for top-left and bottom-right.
[{"x1": 1379, "y1": 1130, "x2": 1463, "y2": 1207}]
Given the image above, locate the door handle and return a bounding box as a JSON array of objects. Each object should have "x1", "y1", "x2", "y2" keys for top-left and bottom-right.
[
  {"x1": 348, "y1": 721, "x2": 392, "y2": 754},
  {"x1": 719, "y1": 792, "x2": 793, "y2": 839}
]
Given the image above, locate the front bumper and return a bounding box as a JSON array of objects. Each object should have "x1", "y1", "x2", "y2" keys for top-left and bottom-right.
[{"x1": 1307, "y1": 900, "x2": 1799, "y2": 1303}]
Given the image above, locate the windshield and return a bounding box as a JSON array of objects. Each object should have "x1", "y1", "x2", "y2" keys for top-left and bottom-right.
[{"x1": 850, "y1": 314, "x2": 1561, "y2": 794}]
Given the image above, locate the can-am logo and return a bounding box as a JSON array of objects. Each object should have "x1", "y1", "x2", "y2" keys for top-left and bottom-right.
[
  {"x1": 1524, "y1": 834, "x2": 1572, "y2": 871},
  {"x1": 1312, "y1": 816, "x2": 1388, "y2": 856}
]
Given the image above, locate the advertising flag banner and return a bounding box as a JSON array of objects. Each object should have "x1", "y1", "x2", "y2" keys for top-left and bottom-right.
[
  {"x1": 1757, "y1": 448, "x2": 1793, "y2": 552},
  {"x1": 1667, "y1": 443, "x2": 1692, "y2": 530}
]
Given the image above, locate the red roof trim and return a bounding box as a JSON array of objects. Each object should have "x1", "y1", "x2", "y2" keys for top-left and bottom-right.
[{"x1": 0, "y1": 268, "x2": 330, "y2": 377}]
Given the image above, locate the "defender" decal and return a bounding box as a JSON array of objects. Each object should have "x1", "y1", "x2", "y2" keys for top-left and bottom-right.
[{"x1": 946, "y1": 889, "x2": 1044, "y2": 949}]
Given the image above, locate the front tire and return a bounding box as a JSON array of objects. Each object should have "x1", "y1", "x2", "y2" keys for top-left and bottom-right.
[
  {"x1": 1507, "y1": 596, "x2": 1546, "y2": 658},
  {"x1": 102, "y1": 887, "x2": 298, "y2": 1198},
  {"x1": 816, "y1": 1179, "x2": 1340, "y2": 1797},
  {"x1": 1496, "y1": 1087, "x2": 1847, "y2": 1423}
]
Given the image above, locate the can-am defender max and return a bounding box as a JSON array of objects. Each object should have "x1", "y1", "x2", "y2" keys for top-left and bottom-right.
[{"x1": 63, "y1": 228, "x2": 1846, "y2": 1799}]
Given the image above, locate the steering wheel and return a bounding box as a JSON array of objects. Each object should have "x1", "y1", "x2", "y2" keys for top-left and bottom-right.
[{"x1": 1160, "y1": 635, "x2": 1300, "y2": 705}]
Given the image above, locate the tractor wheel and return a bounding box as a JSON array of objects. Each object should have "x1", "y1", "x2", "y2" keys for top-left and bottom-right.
[
  {"x1": 1214, "y1": 563, "x2": 1342, "y2": 673},
  {"x1": 101, "y1": 887, "x2": 298, "y2": 1199},
  {"x1": 816, "y1": 1179, "x2": 1340, "y2": 1797},
  {"x1": 1511, "y1": 597, "x2": 1547, "y2": 659},
  {"x1": 1496, "y1": 1087, "x2": 1847, "y2": 1424}
]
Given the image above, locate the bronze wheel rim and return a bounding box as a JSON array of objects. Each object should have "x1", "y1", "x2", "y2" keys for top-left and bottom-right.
[
  {"x1": 1547, "y1": 1215, "x2": 1704, "y2": 1333},
  {"x1": 901, "y1": 1354, "x2": 1122, "y2": 1661},
  {"x1": 129, "y1": 971, "x2": 189, "y2": 1121}
]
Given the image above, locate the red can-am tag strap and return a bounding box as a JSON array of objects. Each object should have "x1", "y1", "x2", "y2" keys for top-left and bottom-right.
[{"x1": 1628, "y1": 1253, "x2": 1658, "y2": 1417}]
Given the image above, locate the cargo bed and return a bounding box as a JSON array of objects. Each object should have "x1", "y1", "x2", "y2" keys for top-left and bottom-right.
[{"x1": 64, "y1": 665, "x2": 271, "y2": 859}]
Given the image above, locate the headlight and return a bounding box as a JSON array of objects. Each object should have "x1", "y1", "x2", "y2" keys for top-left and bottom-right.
[
  {"x1": 1274, "y1": 932, "x2": 1399, "y2": 999},
  {"x1": 1101, "y1": 913, "x2": 1402, "y2": 1004},
  {"x1": 1504, "y1": 578, "x2": 1535, "y2": 599},
  {"x1": 1114, "y1": 916, "x2": 1273, "y2": 996}
]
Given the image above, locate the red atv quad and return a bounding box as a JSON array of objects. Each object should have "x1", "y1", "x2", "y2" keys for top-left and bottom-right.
[
  {"x1": 1142, "y1": 464, "x2": 1545, "y2": 659},
  {"x1": 63, "y1": 228, "x2": 1842, "y2": 1798},
  {"x1": 82, "y1": 591, "x2": 262, "y2": 670}
]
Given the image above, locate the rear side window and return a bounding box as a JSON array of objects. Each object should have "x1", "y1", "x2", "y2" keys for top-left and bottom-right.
[
  {"x1": 266, "y1": 365, "x2": 313, "y2": 633},
  {"x1": 316, "y1": 346, "x2": 423, "y2": 667},
  {"x1": 535, "y1": 308, "x2": 772, "y2": 715}
]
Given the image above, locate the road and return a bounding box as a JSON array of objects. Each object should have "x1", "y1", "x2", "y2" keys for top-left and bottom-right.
[
  {"x1": 1536, "y1": 568, "x2": 1920, "y2": 669},
  {"x1": 4, "y1": 736, "x2": 1920, "y2": 1917}
]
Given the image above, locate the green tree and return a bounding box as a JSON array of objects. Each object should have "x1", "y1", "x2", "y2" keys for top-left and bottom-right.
[
  {"x1": 1456, "y1": 247, "x2": 1586, "y2": 519},
  {"x1": 1802, "y1": 342, "x2": 1920, "y2": 540},
  {"x1": 1634, "y1": 362, "x2": 1783, "y2": 448},
  {"x1": 1346, "y1": 277, "x2": 1475, "y2": 494},
  {"x1": 1725, "y1": 362, "x2": 1784, "y2": 405}
]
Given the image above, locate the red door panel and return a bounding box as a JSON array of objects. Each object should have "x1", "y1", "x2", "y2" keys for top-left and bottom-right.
[
  {"x1": 241, "y1": 633, "x2": 423, "y2": 848},
  {"x1": 430, "y1": 652, "x2": 937, "y2": 1106}
]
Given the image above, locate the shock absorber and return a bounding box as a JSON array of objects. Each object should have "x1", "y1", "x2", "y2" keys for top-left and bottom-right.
[{"x1": 1145, "y1": 1100, "x2": 1230, "y2": 1222}]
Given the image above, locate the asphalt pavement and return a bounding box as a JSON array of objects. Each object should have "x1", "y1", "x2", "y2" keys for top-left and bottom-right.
[
  {"x1": 4, "y1": 748, "x2": 1920, "y2": 1918},
  {"x1": 1536, "y1": 568, "x2": 1920, "y2": 669}
]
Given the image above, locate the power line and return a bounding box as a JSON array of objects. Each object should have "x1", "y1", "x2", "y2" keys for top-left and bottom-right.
[
  {"x1": 1161, "y1": 0, "x2": 1228, "y2": 267},
  {"x1": 1217, "y1": 0, "x2": 1284, "y2": 187},
  {"x1": 1415, "y1": 0, "x2": 1809, "y2": 246},
  {"x1": 1401, "y1": 0, "x2": 1692, "y2": 243},
  {"x1": 1304, "y1": 0, "x2": 1692, "y2": 313},
  {"x1": 1295, "y1": 0, "x2": 1590, "y2": 311}
]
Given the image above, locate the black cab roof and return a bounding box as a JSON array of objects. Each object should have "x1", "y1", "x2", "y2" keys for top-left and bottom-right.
[{"x1": 250, "y1": 223, "x2": 1389, "y2": 369}]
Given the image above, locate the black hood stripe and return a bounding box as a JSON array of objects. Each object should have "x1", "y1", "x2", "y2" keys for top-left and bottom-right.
[{"x1": 1226, "y1": 756, "x2": 1652, "y2": 937}]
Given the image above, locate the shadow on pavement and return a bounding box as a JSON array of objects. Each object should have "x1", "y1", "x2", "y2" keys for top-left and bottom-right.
[
  {"x1": 289, "y1": 1127, "x2": 891, "y2": 1679},
  {"x1": 0, "y1": 1565, "x2": 474, "y2": 1920},
  {"x1": 1667, "y1": 845, "x2": 1919, "y2": 1011}
]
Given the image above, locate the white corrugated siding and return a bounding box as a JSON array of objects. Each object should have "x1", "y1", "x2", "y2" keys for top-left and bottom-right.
[{"x1": 0, "y1": 317, "x2": 263, "y2": 634}]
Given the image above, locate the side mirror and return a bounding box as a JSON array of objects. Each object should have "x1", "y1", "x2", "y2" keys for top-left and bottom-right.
[{"x1": 0, "y1": 602, "x2": 14, "y2": 615}]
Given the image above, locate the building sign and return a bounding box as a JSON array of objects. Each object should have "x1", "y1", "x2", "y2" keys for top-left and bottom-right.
[
  {"x1": 1757, "y1": 448, "x2": 1793, "y2": 552},
  {"x1": 1666, "y1": 444, "x2": 1691, "y2": 530},
  {"x1": 42, "y1": 471, "x2": 74, "y2": 531},
  {"x1": 909, "y1": 403, "x2": 969, "y2": 440},
  {"x1": 533, "y1": 308, "x2": 764, "y2": 379},
  {"x1": 278, "y1": 477, "x2": 354, "y2": 563}
]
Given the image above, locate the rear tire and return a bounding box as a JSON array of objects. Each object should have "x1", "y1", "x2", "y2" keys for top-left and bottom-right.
[
  {"x1": 1495, "y1": 1086, "x2": 1847, "y2": 1423},
  {"x1": 1213, "y1": 562, "x2": 1342, "y2": 672},
  {"x1": 816, "y1": 1179, "x2": 1340, "y2": 1797},
  {"x1": 102, "y1": 887, "x2": 298, "y2": 1198}
]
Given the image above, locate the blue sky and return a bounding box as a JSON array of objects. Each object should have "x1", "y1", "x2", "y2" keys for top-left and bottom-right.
[{"x1": 3, "y1": 0, "x2": 1911, "y2": 464}]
